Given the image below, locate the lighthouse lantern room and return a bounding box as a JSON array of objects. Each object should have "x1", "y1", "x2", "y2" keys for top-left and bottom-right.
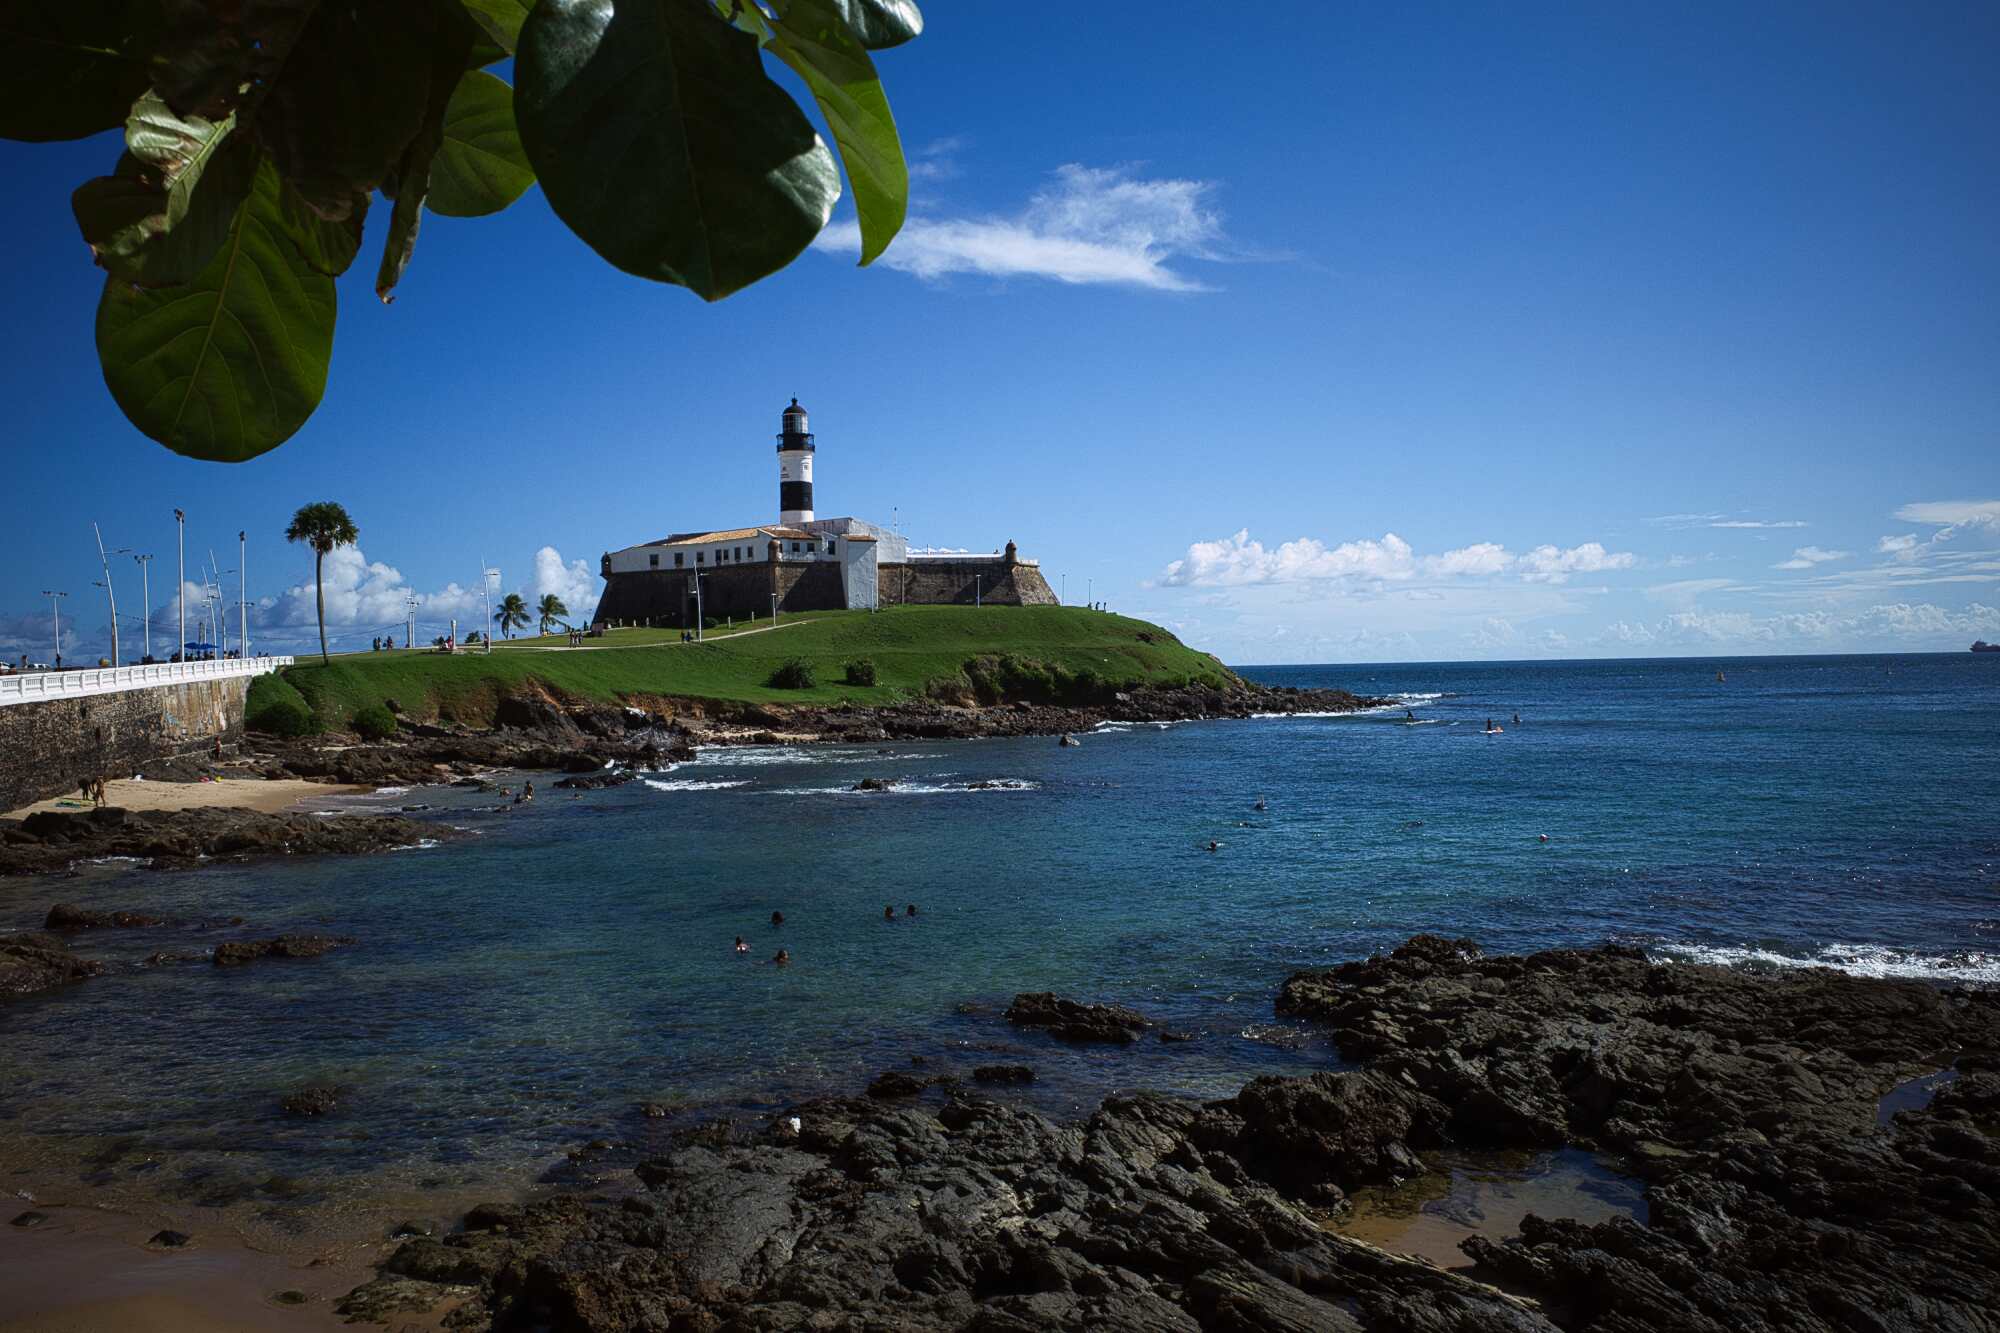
[{"x1": 777, "y1": 398, "x2": 815, "y2": 525}]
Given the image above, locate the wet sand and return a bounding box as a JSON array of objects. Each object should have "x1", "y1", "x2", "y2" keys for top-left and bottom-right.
[
  {"x1": 3, "y1": 779, "x2": 364, "y2": 821},
  {"x1": 0, "y1": 1201, "x2": 466, "y2": 1332}
]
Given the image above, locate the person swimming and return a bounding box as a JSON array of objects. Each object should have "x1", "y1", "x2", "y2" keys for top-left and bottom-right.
[
  {"x1": 1405, "y1": 709, "x2": 1415, "y2": 722},
  {"x1": 1207, "y1": 840, "x2": 1221, "y2": 852},
  {"x1": 771, "y1": 910, "x2": 785, "y2": 926},
  {"x1": 884, "y1": 905, "x2": 896, "y2": 921},
  {"x1": 1253, "y1": 798, "x2": 1267, "y2": 811},
  {"x1": 905, "y1": 904, "x2": 918, "y2": 917},
  {"x1": 772, "y1": 949, "x2": 790, "y2": 966},
  {"x1": 734, "y1": 936, "x2": 749, "y2": 953},
  {"x1": 1512, "y1": 713, "x2": 1520, "y2": 726}
]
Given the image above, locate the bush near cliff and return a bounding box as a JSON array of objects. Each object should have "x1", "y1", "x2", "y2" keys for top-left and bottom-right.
[
  {"x1": 767, "y1": 659, "x2": 817, "y2": 690},
  {"x1": 843, "y1": 659, "x2": 879, "y2": 686},
  {"x1": 352, "y1": 703, "x2": 399, "y2": 740},
  {"x1": 246, "y1": 674, "x2": 317, "y2": 737}
]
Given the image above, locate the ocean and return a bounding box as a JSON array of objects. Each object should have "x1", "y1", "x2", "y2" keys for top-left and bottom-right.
[{"x1": 1, "y1": 652, "x2": 1994, "y2": 1217}]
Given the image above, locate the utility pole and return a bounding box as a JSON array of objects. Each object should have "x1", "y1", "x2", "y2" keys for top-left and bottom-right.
[
  {"x1": 239, "y1": 531, "x2": 248, "y2": 658},
  {"x1": 174, "y1": 509, "x2": 186, "y2": 662},
  {"x1": 770, "y1": 591, "x2": 778, "y2": 629},
  {"x1": 133, "y1": 555, "x2": 153, "y2": 661},
  {"x1": 93, "y1": 523, "x2": 127, "y2": 666},
  {"x1": 1088, "y1": 577, "x2": 1093, "y2": 610},
  {"x1": 692, "y1": 568, "x2": 705, "y2": 641},
  {"x1": 975, "y1": 573, "x2": 983, "y2": 608},
  {"x1": 405, "y1": 594, "x2": 417, "y2": 650},
  {"x1": 42, "y1": 590, "x2": 67, "y2": 668}
]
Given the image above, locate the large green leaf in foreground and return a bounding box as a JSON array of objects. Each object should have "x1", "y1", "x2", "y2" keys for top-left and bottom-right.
[
  {"x1": 780, "y1": 0, "x2": 921, "y2": 50},
  {"x1": 767, "y1": 0, "x2": 906, "y2": 265},
  {"x1": 96, "y1": 159, "x2": 336, "y2": 462},
  {"x1": 427, "y1": 70, "x2": 536, "y2": 217},
  {"x1": 71, "y1": 94, "x2": 257, "y2": 288},
  {"x1": 0, "y1": 1, "x2": 159, "y2": 141},
  {"x1": 517, "y1": 0, "x2": 839, "y2": 300}
]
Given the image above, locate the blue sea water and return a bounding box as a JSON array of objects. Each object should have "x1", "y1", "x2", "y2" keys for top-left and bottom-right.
[{"x1": 0, "y1": 652, "x2": 1994, "y2": 1211}]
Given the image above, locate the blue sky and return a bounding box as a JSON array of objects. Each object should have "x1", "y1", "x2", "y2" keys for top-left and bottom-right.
[{"x1": 3, "y1": 1, "x2": 1997, "y2": 665}]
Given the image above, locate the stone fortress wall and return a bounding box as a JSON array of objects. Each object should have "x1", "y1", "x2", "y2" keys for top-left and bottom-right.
[{"x1": 593, "y1": 550, "x2": 1056, "y2": 627}]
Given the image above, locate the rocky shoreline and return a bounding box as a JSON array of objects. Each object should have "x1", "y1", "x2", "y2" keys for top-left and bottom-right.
[
  {"x1": 332, "y1": 936, "x2": 1999, "y2": 1331},
  {"x1": 0, "y1": 804, "x2": 443, "y2": 879}
]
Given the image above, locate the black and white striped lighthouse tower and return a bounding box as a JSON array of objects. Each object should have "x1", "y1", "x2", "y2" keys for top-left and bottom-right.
[{"x1": 777, "y1": 397, "x2": 814, "y2": 525}]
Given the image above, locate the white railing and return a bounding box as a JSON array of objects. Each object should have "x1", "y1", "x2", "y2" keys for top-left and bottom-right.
[
  {"x1": 0, "y1": 656, "x2": 294, "y2": 707},
  {"x1": 907, "y1": 553, "x2": 1040, "y2": 565}
]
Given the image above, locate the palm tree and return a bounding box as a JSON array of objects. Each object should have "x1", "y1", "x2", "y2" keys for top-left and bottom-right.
[
  {"x1": 284, "y1": 501, "x2": 358, "y2": 665},
  {"x1": 494, "y1": 592, "x2": 531, "y2": 639},
  {"x1": 537, "y1": 593, "x2": 570, "y2": 636}
]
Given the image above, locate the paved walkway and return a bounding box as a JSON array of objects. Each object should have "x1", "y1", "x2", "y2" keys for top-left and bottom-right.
[{"x1": 491, "y1": 620, "x2": 810, "y2": 652}]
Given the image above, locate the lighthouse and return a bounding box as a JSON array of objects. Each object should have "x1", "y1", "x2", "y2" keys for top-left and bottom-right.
[{"x1": 777, "y1": 398, "x2": 814, "y2": 525}]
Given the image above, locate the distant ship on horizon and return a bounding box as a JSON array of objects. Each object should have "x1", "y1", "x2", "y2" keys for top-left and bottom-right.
[{"x1": 1974, "y1": 640, "x2": 2000, "y2": 653}]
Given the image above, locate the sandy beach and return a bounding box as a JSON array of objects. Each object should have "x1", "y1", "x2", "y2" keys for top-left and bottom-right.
[{"x1": 3, "y1": 778, "x2": 367, "y2": 822}]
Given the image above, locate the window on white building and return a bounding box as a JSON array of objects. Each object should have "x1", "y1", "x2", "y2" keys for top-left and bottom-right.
[
  {"x1": 674, "y1": 553, "x2": 684, "y2": 568},
  {"x1": 649, "y1": 553, "x2": 658, "y2": 567}
]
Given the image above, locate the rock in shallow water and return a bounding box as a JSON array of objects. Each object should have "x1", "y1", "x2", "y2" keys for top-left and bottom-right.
[
  {"x1": 341, "y1": 938, "x2": 2000, "y2": 1331},
  {"x1": 1004, "y1": 992, "x2": 1154, "y2": 1044}
]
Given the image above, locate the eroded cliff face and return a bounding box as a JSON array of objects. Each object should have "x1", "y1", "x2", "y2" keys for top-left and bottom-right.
[{"x1": 341, "y1": 937, "x2": 2000, "y2": 1331}]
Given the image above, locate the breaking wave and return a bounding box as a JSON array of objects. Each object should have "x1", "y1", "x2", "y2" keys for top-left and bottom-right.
[
  {"x1": 643, "y1": 778, "x2": 752, "y2": 793},
  {"x1": 1651, "y1": 941, "x2": 2000, "y2": 986}
]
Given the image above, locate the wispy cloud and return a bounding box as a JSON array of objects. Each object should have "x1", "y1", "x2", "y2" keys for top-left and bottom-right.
[
  {"x1": 1893, "y1": 499, "x2": 2000, "y2": 529},
  {"x1": 1157, "y1": 530, "x2": 1634, "y2": 588},
  {"x1": 1774, "y1": 545, "x2": 1848, "y2": 570},
  {"x1": 817, "y1": 164, "x2": 1226, "y2": 292},
  {"x1": 1649, "y1": 512, "x2": 1808, "y2": 530},
  {"x1": 905, "y1": 136, "x2": 964, "y2": 182},
  {"x1": 1608, "y1": 601, "x2": 2000, "y2": 650}
]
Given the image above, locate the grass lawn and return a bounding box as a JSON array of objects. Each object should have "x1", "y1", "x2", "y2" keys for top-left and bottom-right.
[{"x1": 262, "y1": 605, "x2": 1233, "y2": 730}]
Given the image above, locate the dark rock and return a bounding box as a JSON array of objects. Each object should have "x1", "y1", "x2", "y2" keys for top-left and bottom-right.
[
  {"x1": 1005, "y1": 992, "x2": 1154, "y2": 1044},
  {"x1": 215, "y1": 934, "x2": 353, "y2": 967},
  {"x1": 279, "y1": 1085, "x2": 339, "y2": 1116},
  {"x1": 552, "y1": 771, "x2": 634, "y2": 790},
  {"x1": 866, "y1": 1070, "x2": 929, "y2": 1098},
  {"x1": 462, "y1": 1202, "x2": 525, "y2": 1233},
  {"x1": 1159, "y1": 1030, "x2": 1197, "y2": 1043},
  {"x1": 972, "y1": 1064, "x2": 1036, "y2": 1085},
  {"x1": 852, "y1": 776, "x2": 895, "y2": 792},
  {"x1": 270, "y1": 1289, "x2": 308, "y2": 1306},
  {"x1": 0, "y1": 932, "x2": 103, "y2": 997},
  {"x1": 11, "y1": 1210, "x2": 50, "y2": 1228},
  {"x1": 389, "y1": 1219, "x2": 437, "y2": 1238},
  {"x1": 0, "y1": 808, "x2": 449, "y2": 878},
  {"x1": 44, "y1": 903, "x2": 166, "y2": 930},
  {"x1": 148, "y1": 1229, "x2": 192, "y2": 1247}
]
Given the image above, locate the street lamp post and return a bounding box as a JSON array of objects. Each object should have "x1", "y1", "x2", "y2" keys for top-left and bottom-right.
[
  {"x1": 974, "y1": 573, "x2": 983, "y2": 608},
  {"x1": 93, "y1": 523, "x2": 127, "y2": 666},
  {"x1": 691, "y1": 568, "x2": 705, "y2": 641},
  {"x1": 133, "y1": 555, "x2": 153, "y2": 662},
  {"x1": 239, "y1": 531, "x2": 248, "y2": 658},
  {"x1": 405, "y1": 594, "x2": 417, "y2": 650},
  {"x1": 770, "y1": 591, "x2": 778, "y2": 629},
  {"x1": 481, "y1": 565, "x2": 499, "y2": 654},
  {"x1": 174, "y1": 509, "x2": 186, "y2": 662},
  {"x1": 41, "y1": 590, "x2": 67, "y2": 668}
]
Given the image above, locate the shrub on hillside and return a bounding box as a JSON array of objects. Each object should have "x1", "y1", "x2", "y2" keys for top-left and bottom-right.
[
  {"x1": 922, "y1": 673, "x2": 975, "y2": 706},
  {"x1": 767, "y1": 659, "x2": 817, "y2": 690},
  {"x1": 246, "y1": 675, "x2": 316, "y2": 737},
  {"x1": 959, "y1": 654, "x2": 1118, "y2": 707},
  {"x1": 352, "y1": 703, "x2": 398, "y2": 740},
  {"x1": 843, "y1": 658, "x2": 878, "y2": 687}
]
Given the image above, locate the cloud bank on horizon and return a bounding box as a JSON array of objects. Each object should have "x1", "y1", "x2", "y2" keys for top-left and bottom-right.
[{"x1": 1143, "y1": 498, "x2": 2000, "y2": 662}]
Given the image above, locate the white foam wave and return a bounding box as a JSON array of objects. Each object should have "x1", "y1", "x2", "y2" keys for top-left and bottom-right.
[
  {"x1": 370, "y1": 785, "x2": 412, "y2": 796},
  {"x1": 642, "y1": 778, "x2": 751, "y2": 793},
  {"x1": 1654, "y1": 942, "x2": 2000, "y2": 986},
  {"x1": 1250, "y1": 710, "x2": 1365, "y2": 720},
  {"x1": 388, "y1": 838, "x2": 441, "y2": 852},
  {"x1": 761, "y1": 779, "x2": 1040, "y2": 797}
]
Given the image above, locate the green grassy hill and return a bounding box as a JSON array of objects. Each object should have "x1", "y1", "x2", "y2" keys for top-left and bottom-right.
[{"x1": 253, "y1": 606, "x2": 1235, "y2": 733}]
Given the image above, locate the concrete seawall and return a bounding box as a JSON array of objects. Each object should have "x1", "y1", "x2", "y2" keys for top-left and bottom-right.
[{"x1": 0, "y1": 662, "x2": 287, "y2": 813}]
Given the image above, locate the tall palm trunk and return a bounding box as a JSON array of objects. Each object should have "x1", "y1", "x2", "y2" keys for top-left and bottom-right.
[{"x1": 315, "y1": 547, "x2": 329, "y2": 664}]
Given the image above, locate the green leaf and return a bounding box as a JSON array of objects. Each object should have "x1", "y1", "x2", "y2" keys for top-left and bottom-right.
[
  {"x1": 458, "y1": 0, "x2": 532, "y2": 51},
  {"x1": 71, "y1": 93, "x2": 257, "y2": 287},
  {"x1": 96, "y1": 157, "x2": 337, "y2": 462},
  {"x1": 279, "y1": 176, "x2": 366, "y2": 277},
  {"x1": 252, "y1": 0, "x2": 466, "y2": 223},
  {"x1": 374, "y1": 10, "x2": 479, "y2": 302},
  {"x1": 778, "y1": 0, "x2": 920, "y2": 50},
  {"x1": 151, "y1": 0, "x2": 319, "y2": 123},
  {"x1": 0, "y1": 1, "x2": 160, "y2": 141},
  {"x1": 767, "y1": 0, "x2": 906, "y2": 265},
  {"x1": 517, "y1": 0, "x2": 839, "y2": 301},
  {"x1": 426, "y1": 70, "x2": 535, "y2": 217}
]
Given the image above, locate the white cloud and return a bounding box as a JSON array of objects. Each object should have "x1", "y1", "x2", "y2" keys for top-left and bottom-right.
[
  {"x1": 1774, "y1": 545, "x2": 1849, "y2": 570},
  {"x1": 1878, "y1": 533, "x2": 1921, "y2": 561},
  {"x1": 816, "y1": 164, "x2": 1225, "y2": 292},
  {"x1": 1707, "y1": 519, "x2": 1808, "y2": 529},
  {"x1": 1649, "y1": 513, "x2": 1808, "y2": 530},
  {"x1": 529, "y1": 547, "x2": 599, "y2": 624},
  {"x1": 906, "y1": 136, "x2": 964, "y2": 182},
  {"x1": 1158, "y1": 530, "x2": 1635, "y2": 588},
  {"x1": 1610, "y1": 602, "x2": 2000, "y2": 650},
  {"x1": 1893, "y1": 499, "x2": 2000, "y2": 529},
  {"x1": 1517, "y1": 542, "x2": 1636, "y2": 583}
]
